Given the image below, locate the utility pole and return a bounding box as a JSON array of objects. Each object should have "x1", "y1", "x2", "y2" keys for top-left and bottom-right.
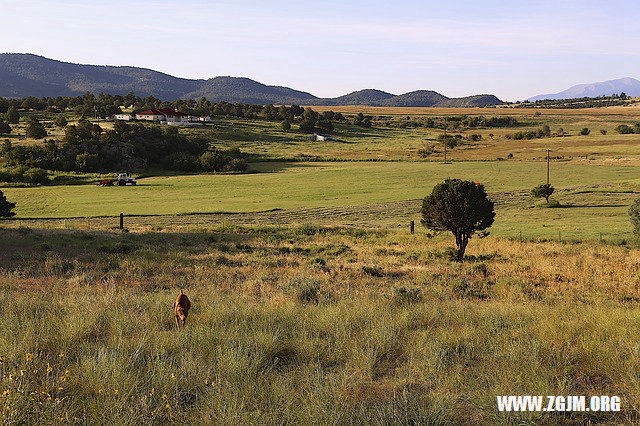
[
  {"x1": 546, "y1": 149, "x2": 550, "y2": 186},
  {"x1": 443, "y1": 125, "x2": 448, "y2": 164}
]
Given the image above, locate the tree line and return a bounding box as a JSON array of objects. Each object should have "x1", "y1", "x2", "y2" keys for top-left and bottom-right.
[
  {"x1": 0, "y1": 120, "x2": 247, "y2": 185},
  {"x1": 0, "y1": 93, "x2": 361, "y2": 135}
]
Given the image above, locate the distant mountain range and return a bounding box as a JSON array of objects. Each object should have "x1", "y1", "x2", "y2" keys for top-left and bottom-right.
[
  {"x1": 527, "y1": 77, "x2": 640, "y2": 101},
  {"x1": 0, "y1": 53, "x2": 502, "y2": 107}
]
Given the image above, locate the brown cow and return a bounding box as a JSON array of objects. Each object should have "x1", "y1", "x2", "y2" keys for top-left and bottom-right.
[{"x1": 173, "y1": 289, "x2": 191, "y2": 329}]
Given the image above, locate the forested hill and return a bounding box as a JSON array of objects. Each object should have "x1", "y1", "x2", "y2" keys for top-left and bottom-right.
[{"x1": 0, "y1": 53, "x2": 502, "y2": 107}]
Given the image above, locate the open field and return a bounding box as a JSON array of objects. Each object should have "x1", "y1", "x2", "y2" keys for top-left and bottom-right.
[
  {"x1": 2, "y1": 225, "x2": 640, "y2": 424},
  {"x1": 4, "y1": 106, "x2": 640, "y2": 423},
  {"x1": 3, "y1": 159, "x2": 640, "y2": 240},
  {"x1": 176, "y1": 112, "x2": 640, "y2": 162}
]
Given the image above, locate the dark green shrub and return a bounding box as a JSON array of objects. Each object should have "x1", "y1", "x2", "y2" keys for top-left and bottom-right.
[{"x1": 0, "y1": 190, "x2": 16, "y2": 217}]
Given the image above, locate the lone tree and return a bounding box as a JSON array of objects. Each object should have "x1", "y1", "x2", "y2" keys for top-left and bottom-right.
[
  {"x1": 531, "y1": 183, "x2": 555, "y2": 204},
  {"x1": 629, "y1": 198, "x2": 640, "y2": 237},
  {"x1": 580, "y1": 127, "x2": 591, "y2": 136},
  {"x1": 0, "y1": 190, "x2": 16, "y2": 217},
  {"x1": 5, "y1": 106, "x2": 19, "y2": 124},
  {"x1": 25, "y1": 119, "x2": 47, "y2": 139},
  {"x1": 421, "y1": 179, "x2": 495, "y2": 261}
]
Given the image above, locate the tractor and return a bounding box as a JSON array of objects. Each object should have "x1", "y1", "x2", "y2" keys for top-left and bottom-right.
[{"x1": 97, "y1": 173, "x2": 137, "y2": 186}]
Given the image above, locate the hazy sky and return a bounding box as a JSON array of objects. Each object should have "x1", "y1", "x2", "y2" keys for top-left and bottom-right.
[{"x1": 2, "y1": 0, "x2": 640, "y2": 101}]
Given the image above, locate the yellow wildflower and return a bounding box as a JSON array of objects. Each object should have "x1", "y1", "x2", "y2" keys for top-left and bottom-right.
[
  {"x1": 58, "y1": 353, "x2": 64, "y2": 358},
  {"x1": 47, "y1": 363, "x2": 53, "y2": 373},
  {"x1": 161, "y1": 393, "x2": 167, "y2": 400},
  {"x1": 114, "y1": 389, "x2": 118, "y2": 395},
  {"x1": 165, "y1": 403, "x2": 170, "y2": 409}
]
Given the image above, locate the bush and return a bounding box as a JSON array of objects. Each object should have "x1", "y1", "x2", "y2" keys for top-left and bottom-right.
[
  {"x1": 166, "y1": 153, "x2": 199, "y2": 172},
  {"x1": 616, "y1": 124, "x2": 635, "y2": 134},
  {"x1": 0, "y1": 189, "x2": 16, "y2": 217},
  {"x1": 288, "y1": 276, "x2": 322, "y2": 304},
  {"x1": 199, "y1": 149, "x2": 247, "y2": 172},
  {"x1": 281, "y1": 120, "x2": 291, "y2": 131},
  {"x1": 531, "y1": 184, "x2": 555, "y2": 203},
  {"x1": 580, "y1": 128, "x2": 590, "y2": 136},
  {"x1": 22, "y1": 168, "x2": 50, "y2": 185},
  {"x1": 629, "y1": 198, "x2": 640, "y2": 237},
  {"x1": 535, "y1": 199, "x2": 561, "y2": 208},
  {"x1": 224, "y1": 158, "x2": 248, "y2": 172}
]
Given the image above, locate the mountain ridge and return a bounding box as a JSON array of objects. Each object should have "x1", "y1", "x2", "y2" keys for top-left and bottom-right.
[
  {"x1": 527, "y1": 77, "x2": 640, "y2": 101},
  {"x1": 0, "y1": 53, "x2": 502, "y2": 107}
]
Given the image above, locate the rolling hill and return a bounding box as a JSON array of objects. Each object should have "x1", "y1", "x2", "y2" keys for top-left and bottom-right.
[
  {"x1": 527, "y1": 77, "x2": 640, "y2": 101},
  {"x1": 0, "y1": 53, "x2": 502, "y2": 107}
]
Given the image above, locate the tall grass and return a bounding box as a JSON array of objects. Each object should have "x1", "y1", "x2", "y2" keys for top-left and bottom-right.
[{"x1": 1, "y1": 225, "x2": 640, "y2": 423}]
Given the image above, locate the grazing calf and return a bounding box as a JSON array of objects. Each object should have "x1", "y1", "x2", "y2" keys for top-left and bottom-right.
[{"x1": 174, "y1": 289, "x2": 191, "y2": 329}]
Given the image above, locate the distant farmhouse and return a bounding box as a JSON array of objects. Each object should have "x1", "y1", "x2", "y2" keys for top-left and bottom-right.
[{"x1": 114, "y1": 108, "x2": 211, "y2": 126}]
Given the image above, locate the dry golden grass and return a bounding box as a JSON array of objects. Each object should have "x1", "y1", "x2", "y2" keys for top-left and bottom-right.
[{"x1": 2, "y1": 225, "x2": 640, "y2": 423}]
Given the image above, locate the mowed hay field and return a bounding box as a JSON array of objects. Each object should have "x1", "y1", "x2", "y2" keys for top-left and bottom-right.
[
  {"x1": 4, "y1": 106, "x2": 640, "y2": 423},
  {"x1": 2, "y1": 226, "x2": 640, "y2": 424},
  {"x1": 3, "y1": 160, "x2": 640, "y2": 240}
]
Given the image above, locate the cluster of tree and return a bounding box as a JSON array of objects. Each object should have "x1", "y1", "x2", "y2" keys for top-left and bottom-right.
[
  {"x1": 505, "y1": 125, "x2": 551, "y2": 140},
  {"x1": 296, "y1": 109, "x2": 345, "y2": 133},
  {"x1": 0, "y1": 120, "x2": 247, "y2": 184},
  {"x1": 513, "y1": 93, "x2": 630, "y2": 109},
  {"x1": 0, "y1": 93, "x2": 352, "y2": 132},
  {"x1": 382, "y1": 115, "x2": 520, "y2": 130},
  {"x1": 0, "y1": 93, "x2": 122, "y2": 118},
  {"x1": 616, "y1": 123, "x2": 640, "y2": 134}
]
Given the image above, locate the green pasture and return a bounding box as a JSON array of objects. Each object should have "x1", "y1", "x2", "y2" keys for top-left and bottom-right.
[{"x1": 3, "y1": 160, "x2": 640, "y2": 240}]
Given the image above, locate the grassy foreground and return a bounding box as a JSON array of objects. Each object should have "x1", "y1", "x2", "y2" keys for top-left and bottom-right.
[{"x1": 1, "y1": 225, "x2": 640, "y2": 424}]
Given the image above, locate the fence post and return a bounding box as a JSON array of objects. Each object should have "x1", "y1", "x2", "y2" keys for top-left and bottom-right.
[
  {"x1": 410, "y1": 220, "x2": 415, "y2": 234},
  {"x1": 119, "y1": 213, "x2": 124, "y2": 230}
]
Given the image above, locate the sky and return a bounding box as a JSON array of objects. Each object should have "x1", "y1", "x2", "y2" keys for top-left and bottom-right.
[{"x1": 2, "y1": 0, "x2": 640, "y2": 101}]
